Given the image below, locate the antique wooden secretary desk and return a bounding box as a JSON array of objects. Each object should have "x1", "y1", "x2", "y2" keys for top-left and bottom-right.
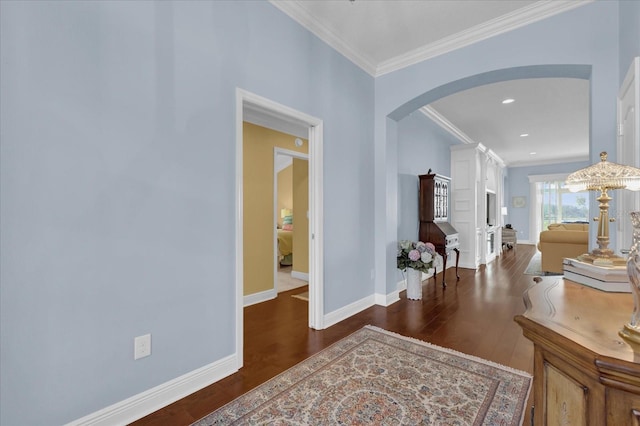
[{"x1": 418, "y1": 172, "x2": 460, "y2": 287}]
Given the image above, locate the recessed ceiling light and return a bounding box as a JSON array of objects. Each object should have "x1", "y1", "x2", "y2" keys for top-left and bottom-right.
[
  {"x1": 520, "y1": 133, "x2": 529, "y2": 137},
  {"x1": 530, "y1": 152, "x2": 537, "y2": 155},
  {"x1": 502, "y1": 98, "x2": 515, "y2": 104}
]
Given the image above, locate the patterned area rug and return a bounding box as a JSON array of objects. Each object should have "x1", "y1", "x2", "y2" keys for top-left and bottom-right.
[
  {"x1": 524, "y1": 252, "x2": 563, "y2": 276},
  {"x1": 192, "y1": 326, "x2": 532, "y2": 425}
]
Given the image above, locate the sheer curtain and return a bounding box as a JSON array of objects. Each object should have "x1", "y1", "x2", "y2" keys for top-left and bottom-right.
[
  {"x1": 540, "y1": 180, "x2": 568, "y2": 229},
  {"x1": 532, "y1": 182, "x2": 544, "y2": 244},
  {"x1": 528, "y1": 173, "x2": 577, "y2": 245}
]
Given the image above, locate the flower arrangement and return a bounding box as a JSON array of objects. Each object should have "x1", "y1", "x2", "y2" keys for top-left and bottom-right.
[{"x1": 397, "y1": 240, "x2": 436, "y2": 273}]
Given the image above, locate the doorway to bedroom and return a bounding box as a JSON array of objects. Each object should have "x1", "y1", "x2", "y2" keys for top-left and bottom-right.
[
  {"x1": 242, "y1": 122, "x2": 309, "y2": 303},
  {"x1": 274, "y1": 149, "x2": 309, "y2": 296},
  {"x1": 236, "y1": 89, "x2": 324, "y2": 368}
]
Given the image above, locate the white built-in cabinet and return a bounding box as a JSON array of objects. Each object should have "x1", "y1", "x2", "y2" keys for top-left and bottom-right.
[{"x1": 450, "y1": 143, "x2": 506, "y2": 269}]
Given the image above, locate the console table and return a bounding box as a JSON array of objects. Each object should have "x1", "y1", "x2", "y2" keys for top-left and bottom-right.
[{"x1": 514, "y1": 276, "x2": 640, "y2": 425}]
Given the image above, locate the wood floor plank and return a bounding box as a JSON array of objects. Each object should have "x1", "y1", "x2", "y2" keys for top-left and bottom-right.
[{"x1": 130, "y1": 244, "x2": 537, "y2": 426}]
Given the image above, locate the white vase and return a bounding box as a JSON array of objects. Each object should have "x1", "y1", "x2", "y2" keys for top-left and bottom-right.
[{"x1": 406, "y1": 268, "x2": 422, "y2": 300}]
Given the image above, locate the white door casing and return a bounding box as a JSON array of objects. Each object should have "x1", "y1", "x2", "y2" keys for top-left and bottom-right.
[
  {"x1": 273, "y1": 148, "x2": 309, "y2": 294},
  {"x1": 236, "y1": 89, "x2": 324, "y2": 370},
  {"x1": 617, "y1": 57, "x2": 640, "y2": 254}
]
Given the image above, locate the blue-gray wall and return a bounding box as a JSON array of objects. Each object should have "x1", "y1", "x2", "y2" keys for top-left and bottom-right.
[
  {"x1": 505, "y1": 161, "x2": 591, "y2": 242},
  {"x1": 397, "y1": 111, "x2": 461, "y2": 242},
  {"x1": 1, "y1": 1, "x2": 638, "y2": 425},
  {"x1": 619, "y1": 0, "x2": 640, "y2": 83},
  {"x1": 0, "y1": 2, "x2": 374, "y2": 424}
]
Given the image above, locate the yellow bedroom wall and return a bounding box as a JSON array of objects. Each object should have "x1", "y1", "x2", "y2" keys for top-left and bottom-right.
[
  {"x1": 243, "y1": 122, "x2": 307, "y2": 296},
  {"x1": 292, "y1": 159, "x2": 309, "y2": 274},
  {"x1": 277, "y1": 165, "x2": 293, "y2": 228}
]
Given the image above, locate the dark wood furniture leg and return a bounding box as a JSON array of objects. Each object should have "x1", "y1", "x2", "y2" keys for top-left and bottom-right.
[
  {"x1": 454, "y1": 247, "x2": 460, "y2": 280},
  {"x1": 441, "y1": 252, "x2": 448, "y2": 288},
  {"x1": 436, "y1": 249, "x2": 460, "y2": 288}
]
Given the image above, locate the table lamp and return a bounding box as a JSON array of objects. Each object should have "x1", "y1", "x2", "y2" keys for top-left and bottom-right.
[
  {"x1": 566, "y1": 152, "x2": 640, "y2": 345},
  {"x1": 565, "y1": 152, "x2": 640, "y2": 266}
]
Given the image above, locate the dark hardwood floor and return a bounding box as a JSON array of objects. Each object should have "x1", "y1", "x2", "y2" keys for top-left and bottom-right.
[{"x1": 131, "y1": 244, "x2": 536, "y2": 425}]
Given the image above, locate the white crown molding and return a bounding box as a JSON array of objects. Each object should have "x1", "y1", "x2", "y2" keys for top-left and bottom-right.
[
  {"x1": 422, "y1": 112, "x2": 511, "y2": 166},
  {"x1": 271, "y1": 0, "x2": 593, "y2": 78},
  {"x1": 269, "y1": 0, "x2": 377, "y2": 76},
  {"x1": 486, "y1": 149, "x2": 507, "y2": 168},
  {"x1": 450, "y1": 141, "x2": 486, "y2": 152},
  {"x1": 424, "y1": 104, "x2": 585, "y2": 168},
  {"x1": 419, "y1": 106, "x2": 476, "y2": 145},
  {"x1": 376, "y1": 0, "x2": 594, "y2": 76}
]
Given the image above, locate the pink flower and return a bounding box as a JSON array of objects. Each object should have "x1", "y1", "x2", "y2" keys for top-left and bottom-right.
[
  {"x1": 408, "y1": 249, "x2": 421, "y2": 261},
  {"x1": 425, "y1": 242, "x2": 436, "y2": 252}
]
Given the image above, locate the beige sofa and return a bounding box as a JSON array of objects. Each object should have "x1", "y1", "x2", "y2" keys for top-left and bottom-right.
[{"x1": 537, "y1": 223, "x2": 589, "y2": 273}]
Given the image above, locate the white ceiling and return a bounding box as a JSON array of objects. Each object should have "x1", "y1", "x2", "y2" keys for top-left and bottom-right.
[
  {"x1": 270, "y1": 0, "x2": 594, "y2": 167},
  {"x1": 428, "y1": 77, "x2": 590, "y2": 167}
]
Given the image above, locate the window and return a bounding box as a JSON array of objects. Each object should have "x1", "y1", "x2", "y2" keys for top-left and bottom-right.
[
  {"x1": 536, "y1": 180, "x2": 588, "y2": 230},
  {"x1": 529, "y1": 173, "x2": 589, "y2": 243}
]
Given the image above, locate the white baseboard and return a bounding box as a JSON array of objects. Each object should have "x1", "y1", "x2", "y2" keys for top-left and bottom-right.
[
  {"x1": 458, "y1": 261, "x2": 479, "y2": 270},
  {"x1": 291, "y1": 270, "x2": 309, "y2": 281},
  {"x1": 376, "y1": 266, "x2": 444, "y2": 307},
  {"x1": 244, "y1": 288, "x2": 277, "y2": 307},
  {"x1": 66, "y1": 355, "x2": 238, "y2": 426},
  {"x1": 323, "y1": 294, "x2": 375, "y2": 329},
  {"x1": 375, "y1": 290, "x2": 400, "y2": 306}
]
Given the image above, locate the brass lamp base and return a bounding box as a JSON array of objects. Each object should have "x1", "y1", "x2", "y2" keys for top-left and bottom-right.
[
  {"x1": 577, "y1": 251, "x2": 627, "y2": 267},
  {"x1": 619, "y1": 324, "x2": 640, "y2": 345}
]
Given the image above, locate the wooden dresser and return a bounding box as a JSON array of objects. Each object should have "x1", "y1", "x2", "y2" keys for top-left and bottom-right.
[{"x1": 515, "y1": 277, "x2": 640, "y2": 425}]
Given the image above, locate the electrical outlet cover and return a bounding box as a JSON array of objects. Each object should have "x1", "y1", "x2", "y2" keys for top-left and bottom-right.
[{"x1": 134, "y1": 334, "x2": 151, "y2": 360}]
